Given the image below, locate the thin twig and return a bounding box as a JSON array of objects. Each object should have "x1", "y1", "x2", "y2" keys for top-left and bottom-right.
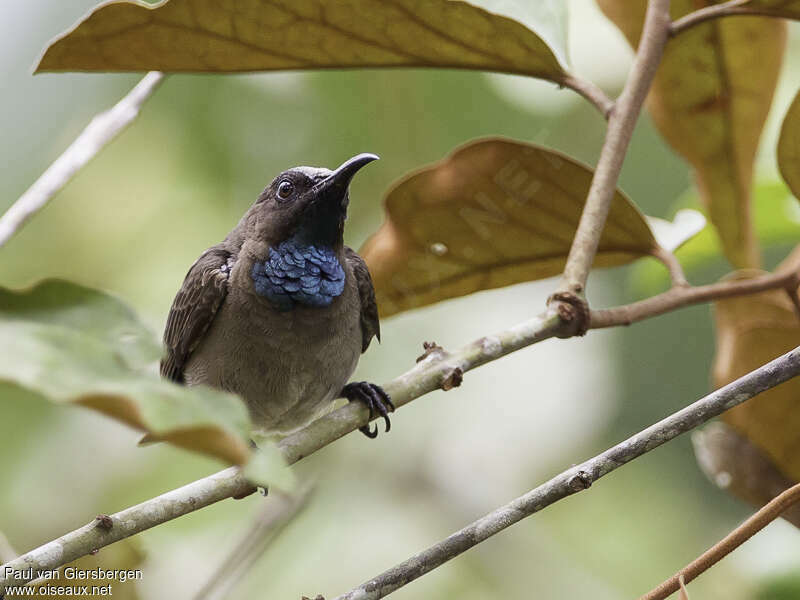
[
  {"x1": 557, "y1": 0, "x2": 671, "y2": 297},
  {"x1": 0, "y1": 72, "x2": 164, "y2": 249},
  {"x1": 193, "y1": 486, "x2": 312, "y2": 600},
  {"x1": 640, "y1": 482, "x2": 800, "y2": 600},
  {"x1": 652, "y1": 246, "x2": 689, "y2": 288},
  {"x1": 669, "y1": 0, "x2": 793, "y2": 37},
  {"x1": 591, "y1": 269, "x2": 799, "y2": 328},
  {"x1": 333, "y1": 346, "x2": 800, "y2": 600},
  {"x1": 559, "y1": 74, "x2": 615, "y2": 119}
]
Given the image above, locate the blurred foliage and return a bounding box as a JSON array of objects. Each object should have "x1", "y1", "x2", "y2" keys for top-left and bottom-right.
[
  {"x1": 694, "y1": 422, "x2": 800, "y2": 529},
  {"x1": 3, "y1": 1, "x2": 800, "y2": 599},
  {"x1": 756, "y1": 573, "x2": 800, "y2": 600}
]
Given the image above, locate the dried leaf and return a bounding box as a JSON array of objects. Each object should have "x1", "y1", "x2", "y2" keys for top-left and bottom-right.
[
  {"x1": 36, "y1": 0, "x2": 565, "y2": 82},
  {"x1": 360, "y1": 138, "x2": 683, "y2": 317},
  {"x1": 598, "y1": 0, "x2": 786, "y2": 269},
  {"x1": 0, "y1": 279, "x2": 252, "y2": 466},
  {"x1": 712, "y1": 270, "x2": 800, "y2": 482},
  {"x1": 778, "y1": 88, "x2": 800, "y2": 201},
  {"x1": 693, "y1": 422, "x2": 800, "y2": 528},
  {"x1": 744, "y1": 0, "x2": 800, "y2": 16}
]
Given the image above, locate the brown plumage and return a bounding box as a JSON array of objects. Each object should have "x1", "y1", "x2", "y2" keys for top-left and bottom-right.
[{"x1": 161, "y1": 155, "x2": 391, "y2": 438}]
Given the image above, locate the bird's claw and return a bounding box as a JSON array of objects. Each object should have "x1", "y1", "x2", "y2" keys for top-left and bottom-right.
[{"x1": 341, "y1": 381, "x2": 394, "y2": 438}]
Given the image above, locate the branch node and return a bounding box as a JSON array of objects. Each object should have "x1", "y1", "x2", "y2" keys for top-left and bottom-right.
[
  {"x1": 416, "y1": 341, "x2": 447, "y2": 363},
  {"x1": 568, "y1": 470, "x2": 593, "y2": 492},
  {"x1": 559, "y1": 74, "x2": 615, "y2": 119},
  {"x1": 94, "y1": 515, "x2": 113, "y2": 531},
  {"x1": 548, "y1": 292, "x2": 590, "y2": 337},
  {"x1": 441, "y1": 367, "x2": 463, "y2": 391}
]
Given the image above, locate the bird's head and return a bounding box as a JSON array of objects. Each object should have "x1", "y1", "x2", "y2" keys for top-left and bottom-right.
[{"x1": 248, "y1": 153, "x2": 379, "y2": 248}]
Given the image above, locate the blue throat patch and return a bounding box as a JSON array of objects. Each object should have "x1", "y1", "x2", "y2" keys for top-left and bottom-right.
[{"x1": 251, "y1": 237, "x2": 345, "y2": 311}]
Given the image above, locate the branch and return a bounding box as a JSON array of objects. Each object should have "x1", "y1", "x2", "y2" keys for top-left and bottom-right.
[
  {"x1": 3, "y1": 265, "x2": 799, "y2": 591},
  {"x1": 591, "y1": 269, "x2": 799, "y2": 328},
  {"x1": 557, "y1": 0, "x2": 671, "y2": 299},
  {"x1": 0, "y1": 72, "x2": 164, "y2": 249},
  {"x1": 333, "y1": 346, "x2": 800, "y2": 600},
  {"x1": 0, "y1": 309, "x2": 566, "y2": 592},
  {"x1": 559, "y1": 74, "x2": 615, "y2": 119},
  {"x1": 669, "y1": 0, "x2": 794, "y2": 37},
  {"x1": 652, "y1": 246, "x2": 689, "y2": 287},
  {"x1": 640, "y1": 482, "x2": 800, "y2": 600}
]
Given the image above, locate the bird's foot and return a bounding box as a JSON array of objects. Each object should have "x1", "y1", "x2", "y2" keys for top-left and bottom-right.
[{"x1": 341, "y1": 382, "x2": 394, "y2": 438}]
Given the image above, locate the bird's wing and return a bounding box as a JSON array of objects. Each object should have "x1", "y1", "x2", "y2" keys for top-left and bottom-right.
[
  {"x1": 345, "y1": 246, "x2": 380, "y2": 353},
  {"x1": 160, "y1": 247, "x2": 232, "y2": 383}
]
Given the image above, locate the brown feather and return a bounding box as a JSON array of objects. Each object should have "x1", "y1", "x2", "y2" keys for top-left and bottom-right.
[
  {"x1": 160, "y1": 246, "x2": 232, "y2": 382},
  {"x1": 344, "y1": 246, "x2": 380, "y2": 352}
]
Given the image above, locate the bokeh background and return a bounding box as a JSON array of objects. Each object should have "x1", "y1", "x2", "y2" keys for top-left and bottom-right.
[{"x1": 3, "y1": 1, "x2": 800, "y2": 598}]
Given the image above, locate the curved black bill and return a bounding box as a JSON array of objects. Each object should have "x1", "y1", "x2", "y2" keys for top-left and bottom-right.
[{"x1": 314, "y1": 153, "x2": 379, "y2": 196}]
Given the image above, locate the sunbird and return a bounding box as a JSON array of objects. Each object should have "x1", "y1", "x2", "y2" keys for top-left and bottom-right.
[{"x1": 161, "y1": 154, "x2": 392, "y2": 438}]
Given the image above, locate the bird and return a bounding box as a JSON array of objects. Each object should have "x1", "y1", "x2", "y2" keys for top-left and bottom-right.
[{"x1": 160, "y1": 153, "x2": 393, "y2": 439}]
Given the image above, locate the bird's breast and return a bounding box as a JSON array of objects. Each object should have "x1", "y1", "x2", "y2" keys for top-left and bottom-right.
[
  {"x1": 250, "y1": 237, "x2": 344, "y2": 311},
  {"x1": 185, "y1": 249, "x2": 363, "y2": 436}
]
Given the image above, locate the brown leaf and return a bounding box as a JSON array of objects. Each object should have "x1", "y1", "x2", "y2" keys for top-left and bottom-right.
[
  {"x1": 713, "y1": 270, "x2": 800, "y2": 482},
  {"x1": 745, "y1": 0, "x2": 800, "y2": 17},
  {"x1": 598, "y1": 0, "x2": 786, "y2": 269},
  {"x1": 35, "y1": 0, "x2": 565, "y2": 82},
  {"x1": 693, "y1": 422, "x2": 800, "y2": 528},
  {"x1": 778, "y1": 88, "x2": 800, "y2": 201},
  {"x1": 360, "y1": 138, "x2": 664, "y2": 317}
]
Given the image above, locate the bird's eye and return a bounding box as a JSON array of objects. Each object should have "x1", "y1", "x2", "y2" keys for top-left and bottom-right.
[{"x1": 277, "y1": 180, "x2": 294, "y2": 200}]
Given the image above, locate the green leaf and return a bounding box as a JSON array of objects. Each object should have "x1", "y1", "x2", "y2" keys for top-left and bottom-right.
[
  {"x1": 360, "y1": 137, "x2": 678, "y2": 317},
  {"x1": 0, "y1": 279, "x2": 159, "y2": 369},
  {"x1": 244, "y1": 439, "x2": 297, "y2": 492},
  {"x1": 0, "y1": 279, "x2": 253, "y2": 466},
  {"x1": 35, "y1": 0, "x2": 566, "y2": 82},
  {"x1": 598, "y1": 0, "x2": 786, "y2": 269}
]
